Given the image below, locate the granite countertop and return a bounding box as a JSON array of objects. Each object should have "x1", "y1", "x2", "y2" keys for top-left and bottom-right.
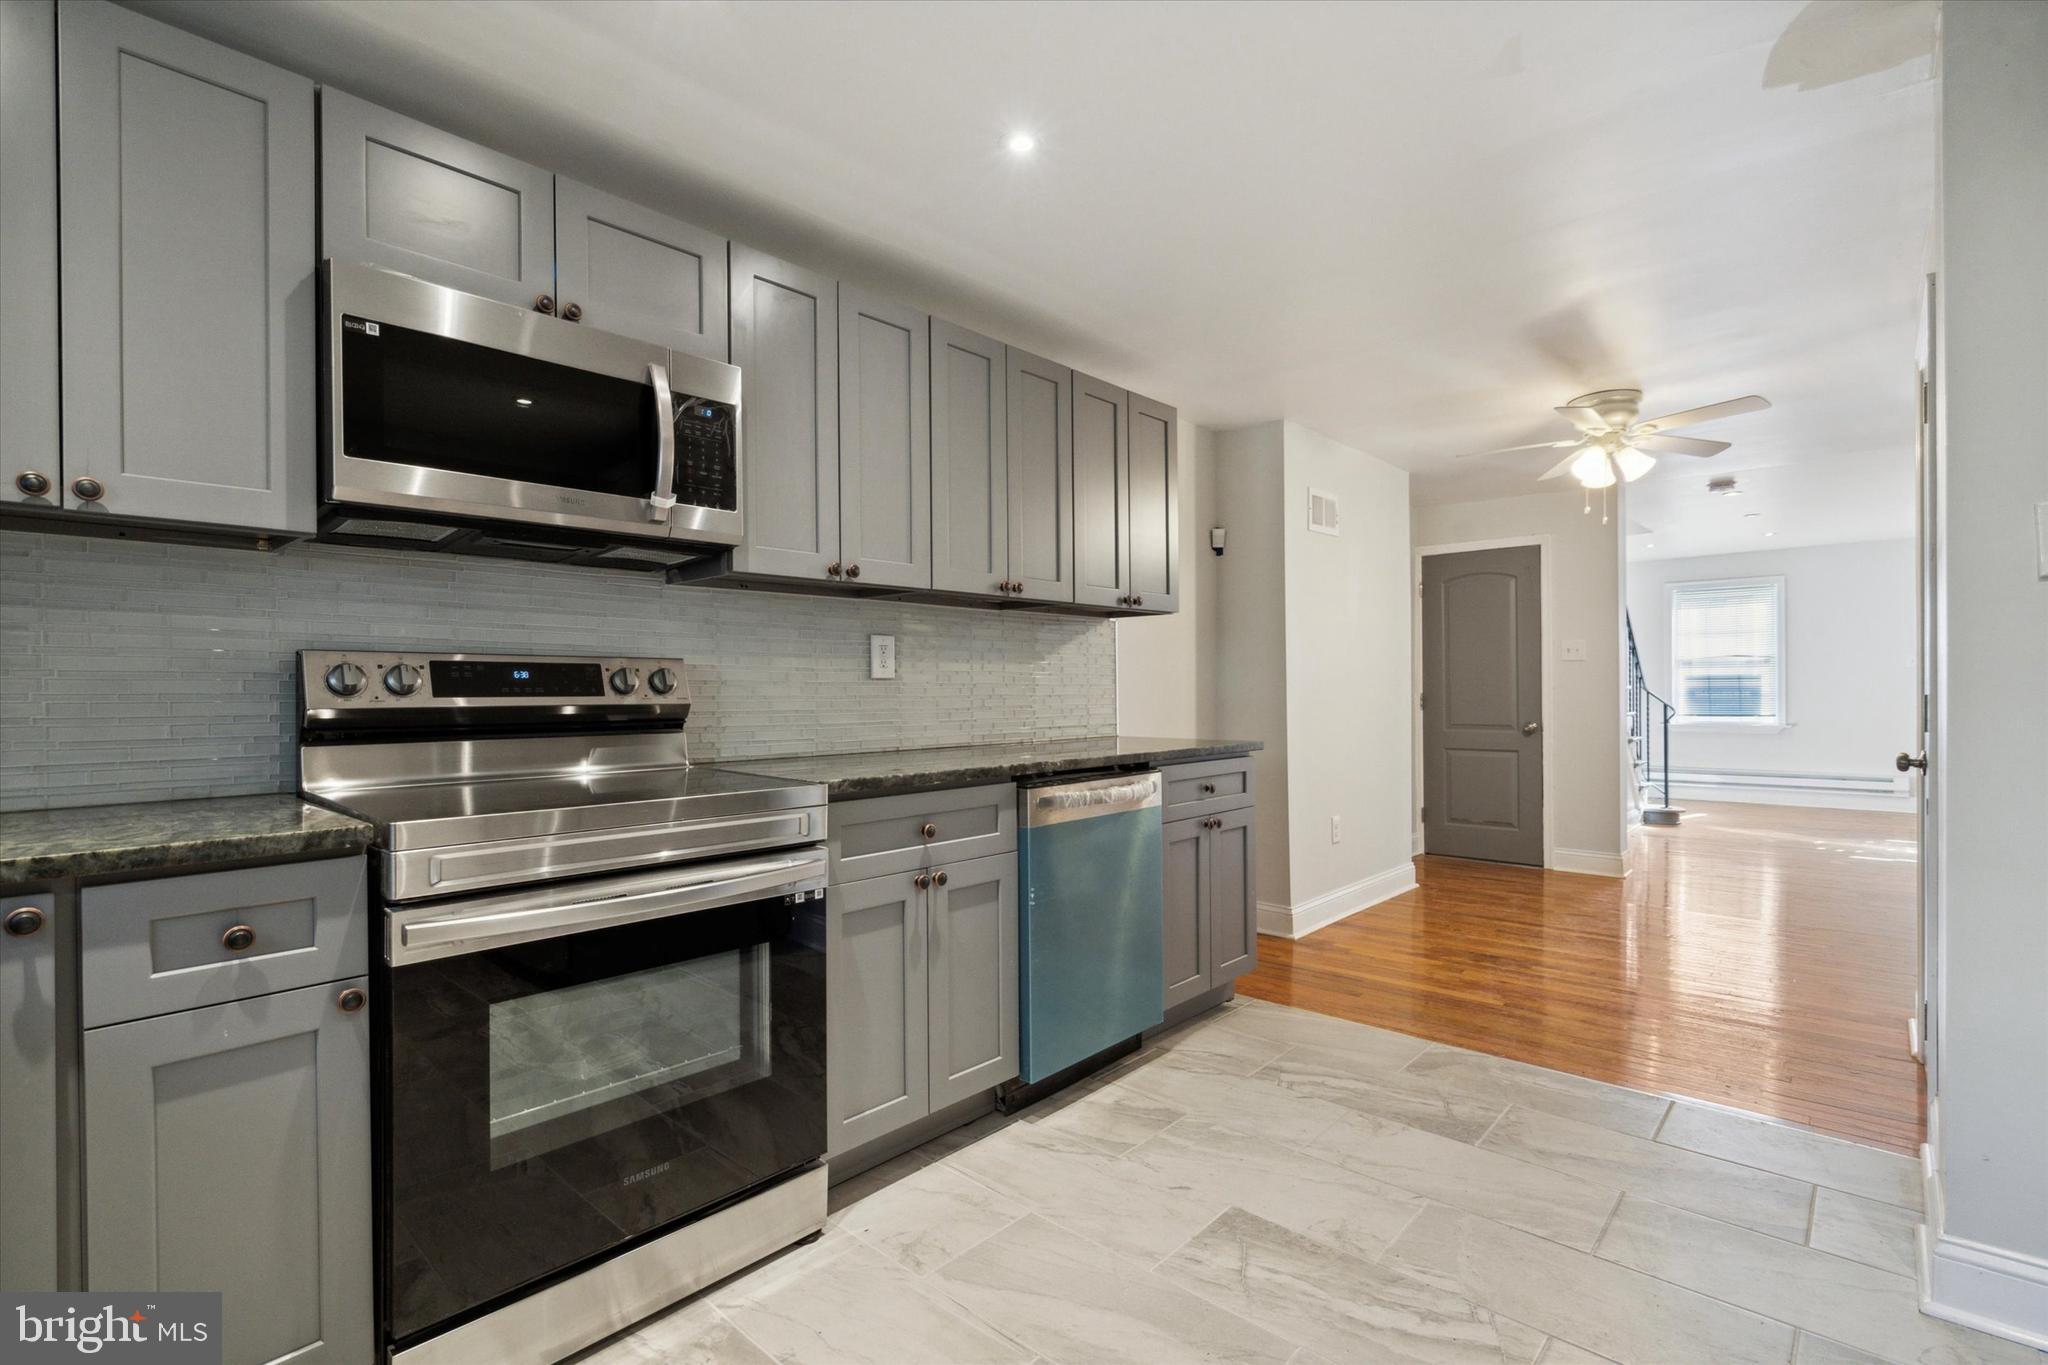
[
  {"x1": 0, "y1": 794, "x2": 375, "y2": 884},
  {"x1": 727, "y1": 735, "x2": 1261, "y2": 800}
]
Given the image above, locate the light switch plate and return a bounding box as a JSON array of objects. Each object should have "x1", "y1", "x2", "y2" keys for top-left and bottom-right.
[
  {"x1": 869, "y1": 634, "x2": 896, "y2": 680},
  {"x1": 1561, "y1": 639, "x2": 1588, "y2": 662}
]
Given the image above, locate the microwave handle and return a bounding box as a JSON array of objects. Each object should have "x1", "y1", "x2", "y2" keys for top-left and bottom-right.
[{"x1": 648, "y1": 362, "x2": 678, "y2": 521}]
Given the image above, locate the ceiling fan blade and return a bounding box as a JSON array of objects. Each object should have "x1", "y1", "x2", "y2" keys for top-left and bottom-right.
[
  {"x1": 1631, "y1": 433, "x2": 1730, "y2": 457},
  {"x1": 1537, "y1": 449, "x2": 1590, "y2": 480},
  {"x1": 1554, "y1": 405, "x2": 1611, "y2": 433},
  {"x1": 1454, "y1": 440, "x2": 1581, "y2": 460},
  {"x1": 1632, "y1": 395, "x2": 1770, "y2": 434}
]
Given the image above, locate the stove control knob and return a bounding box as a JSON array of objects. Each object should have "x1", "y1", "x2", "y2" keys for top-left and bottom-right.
[
  {"x1": 383, "y1": 663, "x2": 423, "y2": 696},
  {"x1": 647, "y1": 667, "x2": 678, "y2": 696},
  {"x1": 323, "y1": 662, "x2": 367, "y2": 698},
  {"x1": 608, "y1": 667, "x2": 639, "y2": 696}
]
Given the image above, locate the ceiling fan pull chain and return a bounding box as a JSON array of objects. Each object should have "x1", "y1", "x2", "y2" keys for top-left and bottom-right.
[{"x1": 1583, "y1": 487, "x2": 1591, "y2": 516}]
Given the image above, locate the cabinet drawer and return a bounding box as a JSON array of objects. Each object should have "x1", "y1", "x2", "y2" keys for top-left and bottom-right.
[
  {"x1": 82, "y1": 857, "x2": 367, "y2": 1027},
  {"x1": 1161, "y1": 756, "x2": 1255, "y2": 822},
  {"x1": 828, "y1": 784, "x2": 1016, "y2": 881}
]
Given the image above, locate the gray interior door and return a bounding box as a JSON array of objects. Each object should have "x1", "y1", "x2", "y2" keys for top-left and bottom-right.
[
  {"x1": 926, "y1": 853, "x2": 1019, "y2": 1108},
  {"x1": 1422, "y1": 545, "x2": 1545, "y2": 865},
  {"x1": 555, "y1": 178, "x2": 728, "y2": 360},
  {"x1": 1, "y1": 0, "x2": 60, "y2": 508},
  {"x1": 319, "y1": 88, "x2": 554, "y2": 310},
  {"x1": 1072, "y1": 371, "x2": 1131, "y2": 609},
  {"x1": 1162, "y1": 816, "x2": 1209, "y2": 1010},
  {"x1": 1126, "y1": 394, "x2": 1179, "y2": 613},
  {"x1": 729, "y1": 245, "x2": 839, "y2": 580},
  {"x1": 83, "y1": 978, "x2": 373, "y2": 1365},
  {"x1": 826, "y1": 870, "x2": 927, "y2": 1156},
  {"x1": 930, "y1": 320, "x2": 1008, "y2": 597},
  {"x1": 58, "y1": 0, "x2": 315, "y2": 532},
  {"x1": 1005, "y1": 347, "x2": 1074, "y2": 602},
  {"x1": 837, "y1": 286, "x2": 931, "y2": 589}
]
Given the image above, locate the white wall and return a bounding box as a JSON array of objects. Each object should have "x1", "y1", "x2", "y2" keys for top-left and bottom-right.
[
  {"x1": 1412, "y1": 489, "x2": 1628, "y2": 873},
  {"x1": 1280, "y1": 423, "x2": 1415, "y2": 926},
  {"x1": 1117, "y1": 421, "x2": 1215, "y2": 737},
  {"x1": 1627, "y1": 540, "x2": 1916, "y2": 810},
  {"x1": 1924, "y1": 2, "x2": 2048, "y2": 1346}
]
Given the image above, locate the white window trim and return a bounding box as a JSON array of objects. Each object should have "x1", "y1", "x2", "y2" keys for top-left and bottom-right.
[{"x1": 1666, "y1": 574, "x2": 1789, "y2": 729}]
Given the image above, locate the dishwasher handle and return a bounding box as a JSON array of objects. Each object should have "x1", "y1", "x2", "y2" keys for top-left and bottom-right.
[{"x1": 1023, "y1": 771, "x2": 1162, "y2": 827}]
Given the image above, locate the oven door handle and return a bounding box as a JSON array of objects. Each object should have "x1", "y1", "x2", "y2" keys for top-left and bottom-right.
[
  {"x1": 392, "y1": 850, "x2": 823, "y2": 964},
  {"x1": 648, "y1": 362, "x2": 678, "y2": 521}
]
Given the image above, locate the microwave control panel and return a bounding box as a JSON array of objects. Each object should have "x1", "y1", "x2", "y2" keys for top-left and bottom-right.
[{"x1": 673, "y1": 396, "x2": 738, "y2": 512}]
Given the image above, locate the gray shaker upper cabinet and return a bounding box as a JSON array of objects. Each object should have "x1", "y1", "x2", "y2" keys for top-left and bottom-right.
[
  {"x1": 1, "y1": 0, "x2": 60, "y2": 509},
  {"x1": 57, "y1": 0, "x2": 315, "y2": 533},
  {"x1": 1071, "y1": 371, "x2": 1132, "y2": 609},
  {"x1": 320, "y1": 89, "x2": 554, "y2": 311},
  {"x1": 838, "y1": 287, "x2": 931, "y2": 590},
  {"x1": 1125, "y1": 393, "x2": 1179, "y2": 613},
  {"x1": 555, "y1": 178, "x2": 728, "y2": 360},
  {"x1": 728, "y1": 246, "x2": 840, "y2": 580},
  {"x1": 930, "y1": 320, "x2": 1009, "y2": 598},
  {"x1": 1005, "y1": 348, "x2": 1076, "y2": 603}
]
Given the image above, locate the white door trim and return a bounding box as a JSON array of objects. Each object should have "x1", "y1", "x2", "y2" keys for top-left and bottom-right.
[{"x1": 1412, "y1": 535, "x2": 1556, "y2": 873}]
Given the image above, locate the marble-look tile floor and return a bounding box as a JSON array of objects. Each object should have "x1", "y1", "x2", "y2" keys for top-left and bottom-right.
[{"x1": 575, "y1": 998, "x2": 2041, "y2": 1365}]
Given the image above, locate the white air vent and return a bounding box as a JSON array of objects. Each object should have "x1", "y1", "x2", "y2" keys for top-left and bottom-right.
[{"x1": 1308, "y1": 488, "x2": 1340, "y2": 536}]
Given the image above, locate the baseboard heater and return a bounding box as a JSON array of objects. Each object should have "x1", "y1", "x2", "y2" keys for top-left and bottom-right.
[{"x1": 1667, "y1": 768, "x2": 1907, "y2": 798}]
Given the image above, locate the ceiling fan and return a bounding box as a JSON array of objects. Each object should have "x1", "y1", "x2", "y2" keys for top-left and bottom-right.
[{"x1": 1461, "y1": 388, "x2": 1771, "y2": 487}]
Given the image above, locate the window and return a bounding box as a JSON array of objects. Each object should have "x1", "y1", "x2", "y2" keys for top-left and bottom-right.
[{"x1": 1669, "y1": 577, "x2": 1785, "y2": 724}]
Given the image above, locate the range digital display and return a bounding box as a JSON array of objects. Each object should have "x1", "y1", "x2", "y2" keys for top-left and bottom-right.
[{"x1": 429, "y1": 660, "x2": 606, "y2": 698}]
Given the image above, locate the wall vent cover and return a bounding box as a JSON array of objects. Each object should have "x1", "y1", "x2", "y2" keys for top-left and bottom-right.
[{"x1": 1308, "y1": 488, "x2": 1340, "y2": 536}]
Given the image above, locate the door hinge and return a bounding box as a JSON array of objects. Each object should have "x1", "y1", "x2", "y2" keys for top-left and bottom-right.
[
  {"x1": 1419, "y1": 806, "x2": 1427, "y2": 821},
  {"x1": 1419, "y1": 692, "x2": 1426, "y2": 709}
]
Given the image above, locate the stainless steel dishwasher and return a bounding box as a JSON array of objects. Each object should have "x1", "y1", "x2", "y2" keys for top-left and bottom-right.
[{"x1": 1014, "y1": 770, "x2": 1165, "y2": 1085}]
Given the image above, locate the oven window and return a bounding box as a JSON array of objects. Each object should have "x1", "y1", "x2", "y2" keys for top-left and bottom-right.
[
  {"x1": 341, "y1": 318, "x2": 658, "y2": 498},
  {"x1": 385, "y1": 895, "x2": 824, "y2": 1347}
]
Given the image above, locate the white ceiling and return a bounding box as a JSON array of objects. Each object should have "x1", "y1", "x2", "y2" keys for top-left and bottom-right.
[{"x1": 138, "y1": 0, "x2": 1938, "y2": 559}]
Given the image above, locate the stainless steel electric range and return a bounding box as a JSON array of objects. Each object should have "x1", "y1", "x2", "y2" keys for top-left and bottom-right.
[{"x1": 297, "y1": 649, "x2": 828, "y2": 1365}]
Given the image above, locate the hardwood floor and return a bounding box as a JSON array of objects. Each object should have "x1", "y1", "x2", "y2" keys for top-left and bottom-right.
[{"x1": 1239, "y1": 801, "x2": 1926, "y2": 1153}]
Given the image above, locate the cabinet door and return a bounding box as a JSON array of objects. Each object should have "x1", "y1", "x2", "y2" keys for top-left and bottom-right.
[
  {"x1": 729, "y1": 245, "x2": 840, "y2": 580},
  {"x1": 1006, "y1": 348, "x2": 1075, "y2": 603},
  {"x1": 1072, "y1": 371, "x2": 1131, "y2": 609},
  {"x1": 320, "y1": 88, "x2": 553, "y2": 310},
  {"x1": 1161, "y1": 817, "x2": 1210, "y2": 1011},
  {"x1": 84, "y1": 978, "x2": 372, "y2": 1365},
  {"x1": 555, "y1": 178, "x2": 728, "y2": 360},
  {"x1": 0, "y1": 892, "x2": 60, "y2": 1290},
  {"x1": 930, "y1": 320, "x2": 1008, "y2": 597},
  {"x1": 1127, "y1": 393, "x2": 1180, "y2": 613},
  {"x1": 838, "y1": 287, "x2": 931, "y2": 589},
  {"x1": 1, "y1": 0, "x2": 60, "y2": 508},
  {"x1": 928, "y1": 853, "x2": 1019, "y2": 1108},
  {"x1": 1208, "y1": 807, "x2": 1258, "y2": 982},
  {"x1": 826, "y1": 871, "x2": 928, "y2": 1156},
  {"x1": 58, "y1": 1, "x2": 315, "y2": 532}
]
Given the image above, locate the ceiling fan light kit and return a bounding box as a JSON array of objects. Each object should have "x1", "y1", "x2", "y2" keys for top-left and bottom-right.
[{"x1": 1463, "y1": 387, "x2": 1771, "y2": 490}]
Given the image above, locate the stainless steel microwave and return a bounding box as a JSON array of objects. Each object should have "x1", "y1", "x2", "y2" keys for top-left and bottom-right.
[{"x1": 319, "y1": 261, "x2": 741, "y2": 568}]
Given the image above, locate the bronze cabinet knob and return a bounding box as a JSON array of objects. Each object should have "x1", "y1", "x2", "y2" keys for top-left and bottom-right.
[
  {"x1": 533, "y1": 294, "x2": 555, "y2": 315},
  {"x1": 826, "y1": 562, "x2": 842, "y2": 578},
  {"x1": 1132, "y1": 595, "x2": 1144, "y2": 607},
  {"x1": 15, "y1": 470, "x2": 51, "y2": 497},
  {"x1": 845, "y1": 563, "x2": 861, "y2": 579},
  {"x1": 920, "y1": 823, "x2": 937, "y2": 840},
  {"x1": 562, "y1": 301, "x2": 583, "y2": 322},
  {"x1": 4, "y1": 907, "x2": 45, "y2": 937},
  {"x1": 1010, "y1": 581, "x2": 1024, "y2": 594},
  {"x1": 1201, "y1": 782, "x2": 1216, "y2": 795},
  {"x1": 933, "y1": 869, "x2": 949, "y2": 886},
  {"x1": 913, "y1": 873, "x2": 931, "y2": 890},
  {"x1": 220, "y1": 924, "x2": 256, "y2": 952},
  {"x1": 70, "y1": 476, "x2": 105, "y2": 502},
  {"x1": 337, "y1": 987, "x2": 367, "y2": 1013}
]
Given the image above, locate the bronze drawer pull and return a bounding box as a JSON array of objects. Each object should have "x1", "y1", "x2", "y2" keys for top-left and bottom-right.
[
  {"x1": 337, "y1": 987, "x2": 367, "y2": 1013},
  {"x1": 221, "y1": 924, "x2": 256, "y2": 952}
]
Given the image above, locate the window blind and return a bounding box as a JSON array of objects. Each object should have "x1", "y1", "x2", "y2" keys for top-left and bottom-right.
[{"x1": 1670, "y1": 579, "x2": 1783, "y2": 721}]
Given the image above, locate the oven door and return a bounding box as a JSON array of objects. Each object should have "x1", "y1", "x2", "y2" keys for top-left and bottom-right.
[
  {"x1": 380, "y1": 848, "x2": 826, "y2": 1351},
  {"x1": 325, "y1": 261, "x2": 739, "y2": 542}
]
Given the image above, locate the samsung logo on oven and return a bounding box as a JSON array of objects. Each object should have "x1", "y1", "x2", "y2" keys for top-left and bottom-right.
[
  {"x1": 623, "y1": 1162, "x2": 672, "y2": 1187},
  {"x1": 341, "y1": 316, "x2": 380, "y2": 336}
]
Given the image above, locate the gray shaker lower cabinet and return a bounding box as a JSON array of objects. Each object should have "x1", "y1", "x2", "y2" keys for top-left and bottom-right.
[
  {"x1": 0, "y1": 891, "x2": 62, "y2": 1290},
  {"x1": 1162, "y1": 816, "x2": 1210, "y2": 1011},
  {"x1": 1207, "y1": 806, "x2": 1258, "y2": 980},
  {"x1": 1162, "y1": 802, "x2": 1258, "y2": 1006},
  {"x1": 84, "y1": 977, "x2": 373, "y2": 1365},
  {"x1": 926, "y1": 853, "x2": 1019, "y2": 1109},
  {"x1": 826, "y1": 869, "x2": 928, "y2": 1156}
]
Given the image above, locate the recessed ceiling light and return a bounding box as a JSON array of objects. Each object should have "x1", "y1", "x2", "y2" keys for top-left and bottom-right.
[
  {"x1": 515, "y1": 397, "x2": 534, "y2": 407},
  {"x1": 1005, "y1": 131, "x2": 1038, "y2": 156},
  {"x1": 1743, "y1": 511, "x2": 1761, "y2": 519},
  {"x1": 1763, "y1": 531, "x2": 1776, "y2": 537}
]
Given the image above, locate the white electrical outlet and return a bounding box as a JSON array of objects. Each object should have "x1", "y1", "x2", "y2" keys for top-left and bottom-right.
[
  {"x1": 1330, "y1": 815, "x2": 1342, "y2": 844},
  {"x1": 869, "y1": 634, "x2": 896, "y2": 680}
]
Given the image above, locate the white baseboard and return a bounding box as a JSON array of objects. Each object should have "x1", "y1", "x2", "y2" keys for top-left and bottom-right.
[
  {"x1": 1915, "y1": 1097, "x2": 2048, "y2": 1350},
  {"x1": 1664, "y1": 767, "x2": 1913, "y2": 813},
  {"x1": 1550, "y1": 847, "x2": 1626, "y2": 877},
  {"x1": 1257, "y1": 861, "x2": 1419, "y2": 940}
]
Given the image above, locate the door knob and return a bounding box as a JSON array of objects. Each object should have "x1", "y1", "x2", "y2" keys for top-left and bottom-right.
[
  {"x1": 825, "y1": 562, "x2": 842, "y2": 578},
  {"x1": 1521, "y1": 722, "x2": 1540, "y2": 736},
  {"x1": 1896, "y1": 751, "x2": 1927, "y2": 773}
]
